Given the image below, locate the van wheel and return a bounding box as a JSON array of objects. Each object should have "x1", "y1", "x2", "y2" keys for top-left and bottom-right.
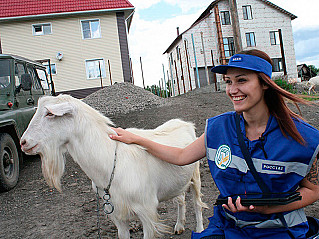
[{"x1": 0, "y1": 133, "x2": 19, "y2": 192}]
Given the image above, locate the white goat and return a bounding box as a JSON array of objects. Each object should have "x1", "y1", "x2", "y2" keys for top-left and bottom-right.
[
  {"x1": 20, "y1": 94, "x2": 206, "y2": 239},
  {"x1": 307, "y1": 76, "x2": 319, "y2": 94}
]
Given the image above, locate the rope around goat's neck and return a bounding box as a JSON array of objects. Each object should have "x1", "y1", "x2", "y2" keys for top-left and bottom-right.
[
  {"x1": 105, "y1": 143, "x2": 117, "y2": 194},
  {"x1": 96, "y1": 143, "x2": 118, "y2": 238}
]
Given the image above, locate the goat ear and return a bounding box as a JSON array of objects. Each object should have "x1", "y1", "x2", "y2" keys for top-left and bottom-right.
[{"x1": 45, "y1": 102, "x2": 74, "y2": 116}]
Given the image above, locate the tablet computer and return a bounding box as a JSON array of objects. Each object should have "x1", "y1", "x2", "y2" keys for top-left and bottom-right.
[{"x1": 215, "y1": 192, "x2": 301, "y2": 206}]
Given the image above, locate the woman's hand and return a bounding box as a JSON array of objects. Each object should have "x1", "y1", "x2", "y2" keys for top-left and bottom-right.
[
  {"x1": 222, "y1": 196, "x2": 270, "y2": 214},
  {"x1": 109, "y1": 127, "x2": 140, "y2": 144}
]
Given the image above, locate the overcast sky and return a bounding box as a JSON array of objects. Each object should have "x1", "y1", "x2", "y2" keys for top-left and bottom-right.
[{"x1": 128, "y1": 0, "x2": 319, "y2": 88}]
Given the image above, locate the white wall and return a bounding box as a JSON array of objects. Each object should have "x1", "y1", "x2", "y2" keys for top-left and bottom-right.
[
  {"x1": 238, "y1": 0, "x2": 298, "y2": 78},
  {"x1": 166, "y1": 0, "x2": 298, "y2": 95}
]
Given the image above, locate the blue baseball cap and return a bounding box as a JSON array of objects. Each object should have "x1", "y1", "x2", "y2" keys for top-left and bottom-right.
[{"x1": 211, "y1": 54, "x2": 273, "y2": 78}]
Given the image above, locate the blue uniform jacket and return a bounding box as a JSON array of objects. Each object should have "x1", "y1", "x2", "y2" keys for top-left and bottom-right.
[{"x1": 193, "y1": 112, "x2": 319, "y2": 239}]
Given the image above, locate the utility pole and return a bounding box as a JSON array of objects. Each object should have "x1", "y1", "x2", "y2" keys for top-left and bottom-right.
[
  {"x1": 162, "y1": 64, "x2": 168, "y2": 98},
  {"x1": 108, "y1": 59, "x2": 113, "y2": 85},
  {"x1": 158, "y1": 80, "x2": 162, "y2": 97},
  {"x1": 140, "y1": 57, "x2": 145, "y2": 89},
  {"x1": 178, "y1": 48, "x2": 186, "y2": 94},
  {"x1": 167, "y1": 70, "x2": 172, "y2": 96},
  {"x1": 278, "y1": 29, "x2": 287, "y2": 76},
  {"x1": 211, "y1": 50, "x2": 218, "y2": 91},
  {"x1": 129, "y1": 57, "x2": 134, "y2": 84},
  {"x1": 184, "y1": 39, "x2": 192, "y2": 91},
  {"x1": 98, "y1": 61, "x2": 103, "y2": 88},
  {"x1": 174, "y1": 60, "x2": 181, "y2": 95},
  {"x1": 229, "y1": 0, "x2": 243, "y2": 52},
  {"x1": 201, "y1": 32, "x2": 210, "y2": 85},
  {"x1": 214, "y1": 5, "x2": 227, "y2": 65},
  {"x1": 191, "y1": 33, "x2": 201, "y2": 88},
  {"x1": 168, "y1": 57, "x2": 176, "y2": 96}
]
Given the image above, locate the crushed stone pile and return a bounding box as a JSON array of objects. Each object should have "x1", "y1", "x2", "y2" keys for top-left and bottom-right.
[{"x1": 83, "y1": 82, "x2": 170, "y2": 116}]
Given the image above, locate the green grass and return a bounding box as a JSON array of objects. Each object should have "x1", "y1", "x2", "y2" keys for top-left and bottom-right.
[
  {"x1": 274, "y1": 78, "x2": 296, "y2": 94},
  {"x1": 300, "y1": 96, "x2": 319, "y2": 101}
]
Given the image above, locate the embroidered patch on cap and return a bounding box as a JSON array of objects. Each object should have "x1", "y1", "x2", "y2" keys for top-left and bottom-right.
[
  {"x1": 262, "y1": 163, "x2": 285, "y2": 172},
  {"x1": 215, "y1": 145, "x2": 232, "y2": 170},
  {"x1": 231, "y1": 57, "x2": 243, "y2": 62}
]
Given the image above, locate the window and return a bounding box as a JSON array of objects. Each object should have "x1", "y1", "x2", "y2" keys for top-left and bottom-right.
[
  {"x1": 32, "y1": 23, "x2": 52, "y2": 35},
  {"x1": 246, "y1": 32, "x2": 256, "y2": 47},
  {"x1": 170, "y1": 53, "x2": 173, "y2": 65},
  {"x1": 220, "y1": 11, "x2": 231, "y2": 25},
  {"x1": 43, "y1": 63, "x2": 57, "y2": 75},
  {"x1": 14, "y1": 63, "x2": 26, "y2": 87},
  {"x1": 243, "y1": 5, "x2": 253, "y2": 20},
  {"x1": 272, "y1": 58, "x2": 283, "y2": 72},
  {"x1": 36, "y1": 69, "x2": 50, "y2": 90},
  {"x1": 223, "y1": 37, "x2": 235, "y2": 57},
  {"x1": 27, "y1": 66, "x2": 42, "y2": 90},
  {"x1": 270, "y1": 31, "x2": 279, "y2": 45},
  {"x1": 85, "y1": 59, "x2": 106, "y2": 79},
  {"x1": 0, "y1": 60, "x2": 10, "y2": 89},
  {"x1": 81, "y1": 19, "x2": 101, "y2": 39}
]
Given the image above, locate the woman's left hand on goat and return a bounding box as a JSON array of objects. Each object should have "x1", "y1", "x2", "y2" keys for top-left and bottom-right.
[{"x1": 110, "y1": 127, "x2": 142, "y2": 144}]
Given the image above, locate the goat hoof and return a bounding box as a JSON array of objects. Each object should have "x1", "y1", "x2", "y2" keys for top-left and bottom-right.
[{"x1": 174, "y1": 228, "x2": 185, "y2": 235}]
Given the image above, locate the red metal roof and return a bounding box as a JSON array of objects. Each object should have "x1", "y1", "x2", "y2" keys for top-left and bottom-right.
[{"x1": 0, "y1": 0, "x2": 134, "y2": 19}]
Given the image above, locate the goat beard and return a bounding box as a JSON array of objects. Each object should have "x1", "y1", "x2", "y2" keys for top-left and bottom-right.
[{"x1": 40, "y1": 145, "x2": 66, "y2": 192}]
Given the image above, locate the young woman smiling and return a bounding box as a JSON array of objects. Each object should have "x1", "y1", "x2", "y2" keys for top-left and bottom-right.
[{"x1": 110, "y1": 49, "x2": 319, "y2": 239}]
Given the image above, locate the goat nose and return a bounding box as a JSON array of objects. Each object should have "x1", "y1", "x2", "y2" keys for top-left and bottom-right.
[{"x1": 20, "y1": 139, "x2": 26, "y2": 146}]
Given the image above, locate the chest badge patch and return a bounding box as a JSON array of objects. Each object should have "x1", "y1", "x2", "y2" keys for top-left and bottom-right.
[{"x1": 215, "y1": 145, "x2": 232, "y2": 169}]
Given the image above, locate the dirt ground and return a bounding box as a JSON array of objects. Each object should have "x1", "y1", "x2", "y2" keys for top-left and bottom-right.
[{"x1": 1, "y1": 85, "x2": 319, "y2": 239}]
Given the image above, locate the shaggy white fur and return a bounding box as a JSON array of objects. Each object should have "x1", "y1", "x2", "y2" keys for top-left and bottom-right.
[
  {"x1": 20, "y1": 94, "x2": 206, "y2": 239},
  {"x1": 307, "y1": 76, "x2": 319, "y2": 94}
]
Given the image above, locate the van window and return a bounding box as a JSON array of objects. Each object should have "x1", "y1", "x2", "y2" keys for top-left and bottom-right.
[
  {"x1": 27, "y1": 66, "x2": 41, "y2": 90},
  {"x1": 36, "y1": 69, "x2": 49, "y2": 90},
  {"x1": 15, "y1": 62, "x2": 26, "y2": 87},
  {"x1": 0, "y1": 59, "x2": 10, "y2": 89}
]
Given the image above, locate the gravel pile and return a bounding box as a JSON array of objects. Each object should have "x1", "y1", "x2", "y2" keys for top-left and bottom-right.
[{"x1": 83, "y1": 82, "x2": 170, "y2": 116}]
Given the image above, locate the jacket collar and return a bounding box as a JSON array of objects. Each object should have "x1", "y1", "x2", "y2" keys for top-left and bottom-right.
[{"x1": 238, "y1": 113, "x2": 278, "y2": 141}]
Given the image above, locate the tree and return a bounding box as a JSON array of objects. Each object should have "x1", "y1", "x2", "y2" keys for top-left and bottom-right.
[
  {"x1": 145, "y1": 84, "x2": 170, "y2": 98},
  {"x1": 308, "y1": 65, "x2": 319, "y2": 75}
]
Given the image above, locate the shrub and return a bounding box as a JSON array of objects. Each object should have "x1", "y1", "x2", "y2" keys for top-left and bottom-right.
[{"x1": 274, "y1": 78, "x2": 296, "y2": 94}]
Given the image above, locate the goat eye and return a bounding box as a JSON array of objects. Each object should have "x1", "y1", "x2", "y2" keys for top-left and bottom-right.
[{"x1": 46, "y1": 112, "x2": 54, "y2": 117}]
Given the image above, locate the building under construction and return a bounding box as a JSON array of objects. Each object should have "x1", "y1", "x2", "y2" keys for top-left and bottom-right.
[{"x1": 164, "y1": 0, "x2": 297, "y2": 95}]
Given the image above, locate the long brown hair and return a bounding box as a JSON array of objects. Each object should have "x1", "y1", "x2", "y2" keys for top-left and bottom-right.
[{"x1": 237, "y1": 49, "x2": 310, "y2": 145}]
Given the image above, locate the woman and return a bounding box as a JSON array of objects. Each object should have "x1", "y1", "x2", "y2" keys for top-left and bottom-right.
[{"x1": 109, "y1": 49, "x2": 319, "y2": 239}]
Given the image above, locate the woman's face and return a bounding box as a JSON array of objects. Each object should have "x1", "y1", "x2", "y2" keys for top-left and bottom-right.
[{"x1": 225, "y1": 68, "x2": 268, "y2": 114}]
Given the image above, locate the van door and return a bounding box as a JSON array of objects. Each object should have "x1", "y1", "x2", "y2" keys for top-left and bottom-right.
[
  {"x1": 14, "y1": 62, "x2": 36, "y2": 136},
  {"x1": 0, "y1": 59, "x2": 13, "y2": 109},
  {"x1": 26, "y1": 65, "x2": 44, "y2": 106}
]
